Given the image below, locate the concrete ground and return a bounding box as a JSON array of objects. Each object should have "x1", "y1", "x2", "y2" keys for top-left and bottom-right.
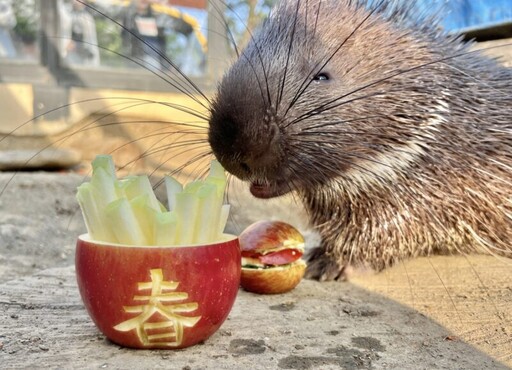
[{"x1": 0, "y1": 172, "x2": 510, "y2": 369}]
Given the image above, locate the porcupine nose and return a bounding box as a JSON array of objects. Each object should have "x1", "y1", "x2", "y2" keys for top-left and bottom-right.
[
  {"x1": 240, "y1": 127, "x2": 279, "y2": 175},
  {"x1": 233, "y1": 122, "x2": 281, "y2": 178},
  {"x1": 208, "y1": 114, "x2": 281, "y2": 180}
]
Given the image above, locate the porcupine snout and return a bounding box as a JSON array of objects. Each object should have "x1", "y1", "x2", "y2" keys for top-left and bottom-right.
[{"x1": 209, "y1": 102, "x2": 283, "y2": 182}]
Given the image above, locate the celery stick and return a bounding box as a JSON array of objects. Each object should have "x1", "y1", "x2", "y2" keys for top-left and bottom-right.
[
  {"x1": 209, "y1": 159, "x2": 225, "y2": 179},
  {"x1": 174, "y1": 192, "x2": 200, "y2": 245},
  {"x1": 90, "y1": 167, "x2": 119, "y2": 205},
  {"x1": 105, "y1": 198, "x2": 147, "y2": 246},
  {"x1": 185, "y1": 181, "x2": 204, "y2": 194},
  {"x1": 194, "y1": 184, "x2": 218, "y2": 244},
  {"x1": 204, "y1": 176, "x2": 226, "y2": 198},
  {"x1": 218, "y1": 204, "x2": 231, "y2": 238},
  {"x1": 92, "y1": 154, "x2": 116, "y2": 179},
  {"x1": 123, "y1": 175, "x2": 161, "y2": 213},
  {"x1": 154, "y1": 212, "x2": 178, "y2": 246},
  {"x1": 158, "y1": 200, "x2": 168, "y2": 212},
  {"x1": 76, "y1": 183, "x2": 118, "y2": 243},
  {"x1": 164, "y1": 175, "x2": 183, "y2": 212},
  {"x1": 115, "y1": 176, "x2": 137, "y2": 198},
  {"x1": 130, "y1": 195, "x2": 158, "y2": 244},
  {"x1": 203, "y1": 176, "x2": 227, "y2": 242}
]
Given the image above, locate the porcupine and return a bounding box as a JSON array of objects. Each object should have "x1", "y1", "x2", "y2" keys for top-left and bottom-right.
[{"x1": 207, "y1": 0, "x2": 512, "y2": 281}]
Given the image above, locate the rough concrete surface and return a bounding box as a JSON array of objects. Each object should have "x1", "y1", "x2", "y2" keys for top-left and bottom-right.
[{"x1": 0, "y1": 172, "x2": 511, "y2": 369}]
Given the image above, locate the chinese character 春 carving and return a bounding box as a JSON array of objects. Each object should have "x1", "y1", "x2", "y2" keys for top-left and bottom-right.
[{"x1": 114, "y1": 269, "x2": 201, "y2": 347}]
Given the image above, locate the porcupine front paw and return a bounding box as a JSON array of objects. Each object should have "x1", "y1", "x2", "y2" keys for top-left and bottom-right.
[{"x1": 304, "y1": 247, "x2": 348, "y2": 281}]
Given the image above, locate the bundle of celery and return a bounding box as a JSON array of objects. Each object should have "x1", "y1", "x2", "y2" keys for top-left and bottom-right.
[{"x1": 76, "y1": 155, "x2": 230, "y2": 246}]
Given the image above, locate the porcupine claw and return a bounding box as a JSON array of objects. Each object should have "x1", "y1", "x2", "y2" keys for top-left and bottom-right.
[{"x1": 304, "y1": 247, "x2": 349, "y2": 281}]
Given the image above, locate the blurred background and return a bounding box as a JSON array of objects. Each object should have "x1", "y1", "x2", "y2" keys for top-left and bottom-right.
[{"x1": 0, "y1": 0, "x2": 510, "y2": 176}]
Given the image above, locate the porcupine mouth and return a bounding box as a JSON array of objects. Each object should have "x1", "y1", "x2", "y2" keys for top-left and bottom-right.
[{"x1": 250, "y1": 179, "x2": 292, "y2": 199}]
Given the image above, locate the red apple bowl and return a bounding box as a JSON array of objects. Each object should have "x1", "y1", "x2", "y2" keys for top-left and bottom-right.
[{"x1": 75, "y1": 234, "x2": 241, "y2": 349}]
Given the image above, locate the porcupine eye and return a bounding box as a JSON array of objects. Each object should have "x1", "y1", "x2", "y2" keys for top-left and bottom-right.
[{"x1": 313, "y1": 72, "x2": 330, "y2": 82}]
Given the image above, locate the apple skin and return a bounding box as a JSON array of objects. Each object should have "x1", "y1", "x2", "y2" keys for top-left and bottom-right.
[
  {"x1": 75, "y1": 234, "x2": 240, "y2": 349},
  {"x1": 241, "y1": 260, "x2": 307, "y2": 294},
  {"x1": 239, "y1": 221, "x2": 306, "y2": 294},
  {"x1": 239, "y1": 220, "x2": 305, "y2": 254}
]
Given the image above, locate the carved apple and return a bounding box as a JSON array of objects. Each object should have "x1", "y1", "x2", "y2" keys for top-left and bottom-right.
[
  {"x1": 75, "y1": 234, "x2": 240, "y2": 349},
  {"x1": 239, "y1": 221, "x2": 306, "y2": 294}
]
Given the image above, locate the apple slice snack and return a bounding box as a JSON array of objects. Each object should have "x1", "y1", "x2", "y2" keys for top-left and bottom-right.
[{"x1": 76, "y1": 155, "x2": 230, "y2": 246}]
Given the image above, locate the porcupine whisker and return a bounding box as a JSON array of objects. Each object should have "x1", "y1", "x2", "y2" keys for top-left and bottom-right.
[
  {"x1": 62, "y1": 99, "x2": 208, "y2": 142},
  {"x1": 275, "y1": 0, "x2": 301, "y2": 111},
  {"x1": 295, "y1": 130, "x2": 456, "y2": 157},
  {"x1": 79, "y1": 119, "x2": 208, "y2": 133},
  {"x1": 461, "y1": 254, "x2": 506, "y2": 321},
  {"x1": 486, "y1": 159, "x2": 512, "y2": 177},
  {"x1": 399, "y1": 260, "x2": 416, "y2": 309},
  {"x1": 440, "y1": 62, "x2": 512, "y2": 99},
  {"x1": 225, "y1": 173, "x2": 248, "y2": 231},
  {"x1": 294, "y1": 138, "x2": 426, "y2": 165},
  {"x1": 457, "y1": 201, "x2": 512, "y2": 256},
  {"x1": 289, "y1": 153, "x2": 350, "y2": 187},
  {"x1": 311, "y1": 0, "x2": 322, "y2": 44},
  {"x1": 303, "y1": 0, "x2": 309, "y2": 41},
  {"x1": 77, "y1": 0, "x2": 210, "y2": 107},
  {"x1": 65, "y1": 125, "x2": 209, "y2": 231},
  {"x1": 68, "y1": 102, "x2": 209, "y2": 170},
  {"x1": 298, "y1": 143, "x2": 400, "y2": 172},
  {"x1": 0, "y1": 97, "x2": 167, "y2": 144},
  {"x1": 116, "y1": 133, "x2": 210, "y2": 181},
  {"x1": 289, "y1": 157, "x2": 330, "y2": 193},
  {"x1": 0, "y1": 99, "x2": 183, "y2": 197},
  {"x1": 138, "y1": 141, "x2": 210, "y2": 166},
  {"x1": 174, "y1": 149, "x2": 213, "y2": 181},
  {"x1": 284, "y1": 0, "x2": 388, "y2": 119},
  {"x1": 150, "y1": 146, "x2": 212, "y2": 181},
  {"x1": 119, "y1": 137, "x2": 209, "y2": 168},
  {"x1": 291, "y1": 131, "x2": 424, "y2": 158},
  {"x1": 461, "y1": 221, "x2": 512, "y2": 259},
  {"x1": 427, "y1": 257, "x2": 465, "y2": 325},
  {"x1": 209, "y1": 2, "x2": 240, "y2": 59},
  {"x1": 289, "y1": 42, "x2": 512, "y2": 126},
  {"x1": 112, "y1": 129, "x2": 208, "y2": 157},
  {"x1": 48, "y1": 36, "x2": 205, "y2": 107},
  {"x1": 290, "y1": 90, "x2": 386, "y2": 127},
  {"x1": 298, "y1": 115, "x2": 389, "y2": 131},
  {"x1": 290, "y1": 141, "x2": 392, "y2": 186},
  {"x1": 220, "y1": 0, "x2": 273, "y2": 107},
  {"x1": 150, "y1": 157, "x2": 212, "y2": 201}
]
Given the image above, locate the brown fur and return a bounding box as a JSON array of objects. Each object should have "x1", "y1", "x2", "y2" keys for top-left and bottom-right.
[{"x1": 208, "y1": 0, "x2": 512, "y2": 280}]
